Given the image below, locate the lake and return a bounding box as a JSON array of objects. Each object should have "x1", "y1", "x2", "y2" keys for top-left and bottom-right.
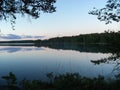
[{"x1": 0, "y1": 44, "x2": 120, "y2": 83}]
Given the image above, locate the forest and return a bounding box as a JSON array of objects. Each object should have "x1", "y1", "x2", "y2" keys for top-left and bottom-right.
[
  {"x1": 35, "y1": 31, "x2": 120, "y2": 46},
  {"x1": 0, "y1": 31, "x2": 120, "y2": 46}
]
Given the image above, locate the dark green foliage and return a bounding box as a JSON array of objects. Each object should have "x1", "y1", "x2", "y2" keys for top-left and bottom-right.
[
  {"x1": 1, "y1": 72, "x2": 120, "y2": 90},
  {"x1": 89, "y1": 0, "x2": 120, "y2": 24},
  {"x1": 1, "y1": 72, "x2": 17, "y2": 86},
  {"x1": 0, "y1": 0, "x2": 56, "y2": 30},
  {"x1": 46, "y1": 72, "x2": 54, "y2": 83},
  {"x1": 0, "y1": 0, "x2": 56, "y2": 20},
  {"x1": 20, "y1": 79, "x2": 53, "y2": 90},
  {"x1": 1, "y1": 31, "x2": 120, "y2": 46},
  {"x1": 91, "y1": 52, "x2": 120, "y2": 65},
  {"x1": 38, "y1": 31, "x2": 120, "y2": 45},
  {"x1": 54, "y1": 73, "x2": 82, "y2": 90},
  {"x1": 54, "y1": 74, "x2": 110, "y2": 90}
]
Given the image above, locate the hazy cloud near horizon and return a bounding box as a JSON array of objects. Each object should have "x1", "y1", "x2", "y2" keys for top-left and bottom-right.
[{"x1": 0, "y1": 34, "x2": 45, "y2": 40}]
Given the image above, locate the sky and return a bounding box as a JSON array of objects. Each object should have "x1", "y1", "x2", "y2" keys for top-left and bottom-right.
[{"x1": 0, "y1": 0, "x2": 120, "y2": 40}]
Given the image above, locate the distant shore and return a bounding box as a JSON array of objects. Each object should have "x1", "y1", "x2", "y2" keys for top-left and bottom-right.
[
  {"x1": 0, "y1": 31, "x2": 120, "y2": 46},
  {"x1": 0, "y1": 43, "x2": 34, "y2": 46}
]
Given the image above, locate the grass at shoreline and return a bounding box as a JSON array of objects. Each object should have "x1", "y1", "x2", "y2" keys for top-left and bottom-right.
[{"x1": 0, "y1": 72, "x2": 120, "y2": 90}]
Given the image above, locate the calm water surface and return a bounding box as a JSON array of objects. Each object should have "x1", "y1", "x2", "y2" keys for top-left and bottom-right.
[{"x1": 0, "y1": 45, "x2": 119, "y2": 82}]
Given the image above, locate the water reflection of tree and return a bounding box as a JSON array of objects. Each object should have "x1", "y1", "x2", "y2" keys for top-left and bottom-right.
[
  {"x1": 91, "y1": 52, "x2": 120, "y2": 77},
  {"x1": 91, "y1": 53, "x2": 120, "y2": 65}
]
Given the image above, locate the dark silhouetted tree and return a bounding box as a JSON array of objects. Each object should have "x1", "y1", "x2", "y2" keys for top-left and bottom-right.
[
  {"x1": 89, "y1": 0, "x2": 120, "y2": 24},
  {"x1": 0, "y1": 0, "x2": 56, "y2": 30}
]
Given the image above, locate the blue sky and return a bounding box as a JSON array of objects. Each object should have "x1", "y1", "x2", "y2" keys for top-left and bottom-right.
[{"x1": 0, "y1": 0, "x2": 120, "y2": 39}]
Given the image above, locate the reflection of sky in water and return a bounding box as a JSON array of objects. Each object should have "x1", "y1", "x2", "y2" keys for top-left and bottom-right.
[
  {"x1": 0, "y1": 46, "x2": 44, "y2": 53},
  {"x1": 0, "y1": 46, "x2": 115, "y2": 82}
]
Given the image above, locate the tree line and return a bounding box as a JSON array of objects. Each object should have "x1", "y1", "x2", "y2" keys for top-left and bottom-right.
[
  {"x1": 1, "y1": 31, "x2": 120, "y2": 45},
  {"x1": 35, "y1": 31, "x2": 120, "y2": 45}
]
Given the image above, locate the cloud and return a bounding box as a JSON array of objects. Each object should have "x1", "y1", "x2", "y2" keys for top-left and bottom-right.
[
  {"x1": 0, "y1": 34, "x2": 45, "y2": 40},
  {"x1": 0, "y1": 34, "x2": 22, "y2": 39},
  {"x1": 22, "y1": 35, "x2": 44, "y2": 39}
]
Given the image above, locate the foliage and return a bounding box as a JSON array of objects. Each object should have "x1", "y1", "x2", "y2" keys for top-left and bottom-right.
[
  {"x1": 89, "y1": 0, "x2": 120, "y2": 24},
  {"x1": 0, "y1": 0, "x2": 56, "y2": 20},
  {"x1": 1, "y1": 72, "x2": 17, "y2": 86},
  {"x1": 37, "y1": 31, "x2": 120, "y2": 45},
  {"x1": 1, "y1": 31, "x2": 120, "y2": 45},
  {"x1": 1, "y1": 72, "x2": 120, "y2": 90},
  {"x1": 91, "y1": 51, "x2": 120, "y2": 77},
  {"x1": 46, "y1": 72, "x2": 54, "y2": 83},
  {"x1": 0, "y1": 0, "x2": 56, "y2": 30}
]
